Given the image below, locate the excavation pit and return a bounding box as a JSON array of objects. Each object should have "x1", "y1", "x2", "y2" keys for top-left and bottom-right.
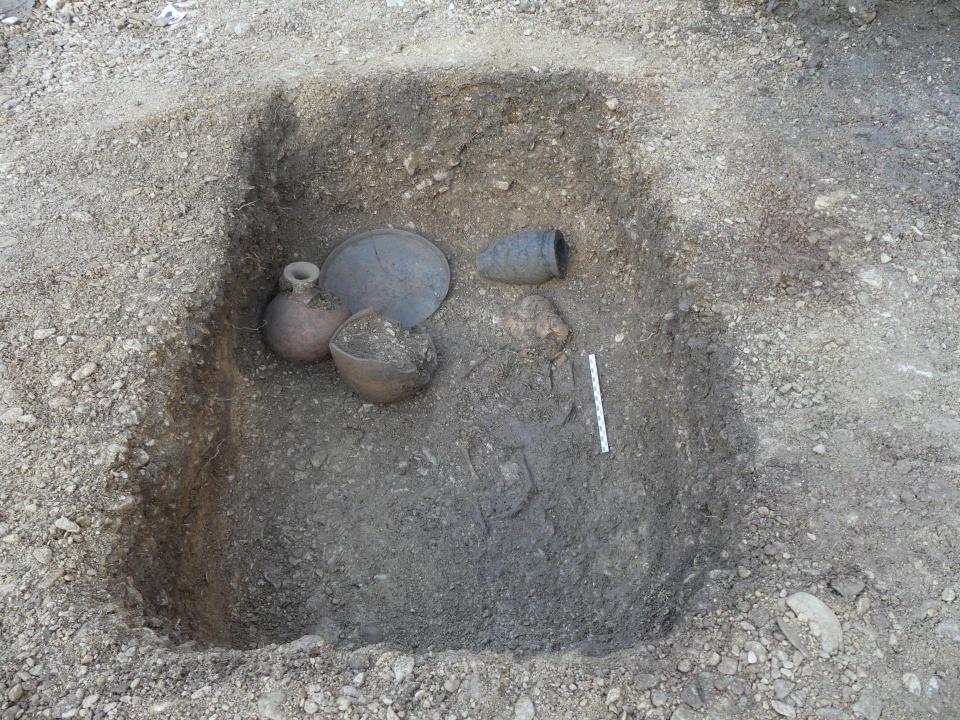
[{"x1": 121, "y1": 72, "x2": 747, "y2": 656}]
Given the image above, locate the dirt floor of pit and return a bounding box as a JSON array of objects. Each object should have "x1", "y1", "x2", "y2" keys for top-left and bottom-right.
[{"x1": 123, "y1": 76, "x2": 748, "y2": 655}]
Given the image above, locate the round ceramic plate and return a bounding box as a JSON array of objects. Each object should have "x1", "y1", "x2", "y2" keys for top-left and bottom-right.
[{"x1": 319, "y1": 229, "x2": 450, "y2": 328}]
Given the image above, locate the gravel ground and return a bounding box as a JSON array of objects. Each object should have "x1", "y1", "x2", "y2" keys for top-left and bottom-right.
[{"x1": 2, "y1": 1, "x2": 960, "y2": 719}]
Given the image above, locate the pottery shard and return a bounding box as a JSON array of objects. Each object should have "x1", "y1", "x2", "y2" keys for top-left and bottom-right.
[
  {"x1": 786, "y1": 591, "x2": 843, "y2": 655},
  {"x1": 502, "y1": 295, "x2": 570, "y2": 357}
]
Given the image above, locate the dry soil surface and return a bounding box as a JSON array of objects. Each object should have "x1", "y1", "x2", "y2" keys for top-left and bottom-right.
[{"x1": 1, "y1": 1, "x2": 960, "y2": 720}]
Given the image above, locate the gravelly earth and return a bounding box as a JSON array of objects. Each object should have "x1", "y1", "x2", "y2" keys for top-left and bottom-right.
[{"x1": 2, "y1": 1, "x2": 960, "y2": 719}]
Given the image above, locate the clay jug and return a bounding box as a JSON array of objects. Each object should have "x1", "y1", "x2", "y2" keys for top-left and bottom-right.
[{"x1": 262, "y1": 262, "x2": 349, "y2": 363}]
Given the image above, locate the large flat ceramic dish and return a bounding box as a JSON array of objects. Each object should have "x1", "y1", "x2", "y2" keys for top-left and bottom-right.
[{"x1": 319, "y1": 229, "x2": 450, "y2": 328}]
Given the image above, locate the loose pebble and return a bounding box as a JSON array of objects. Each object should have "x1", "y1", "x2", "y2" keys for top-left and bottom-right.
[
  {"x1": 786, "y1": 592, "x2": 843, "y2": 654},
  {"x1": 852, "y1": 688, "x2": 883, "y2": 720},
  {"x1": 392, "y1": 655, "x2": 414, "y2": 683},
  {"x1": 901, "y1": 672, "x2": 921, "y2": 695},
  {"x1": 513, "y1": 694, "x2": 535, "y2": 720},
  {"x1": 71, "y1": 362, "x2": 98, "y2": 381},
  {"x1": 53, "y1": 517, "x2": 81, "y2": 533},
  {"x1": 0, "y1": 407, "x2": 23, "y2": 425},
  {"x1": 771, "y1": 699, "x2": 796, "y2": 718},
  {"x1": 256, "y1": 690, "x2": 285, "y2": 720},
  {"x1": 830, "y1": 575, "x2": 865, "y2": 600}
]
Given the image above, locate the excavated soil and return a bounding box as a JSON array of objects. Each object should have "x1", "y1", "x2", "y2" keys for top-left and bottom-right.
[
  {"x1": 333, "y1": 314, "x2": 430, "y2": 369},
  {"x1": 120, "y1": 71, "x2": 749, "y2": 656}
]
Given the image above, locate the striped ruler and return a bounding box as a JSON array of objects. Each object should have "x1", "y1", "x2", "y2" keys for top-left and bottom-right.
[{"x1": 588, "y1": 354, "x2": 609, "y2": 453}]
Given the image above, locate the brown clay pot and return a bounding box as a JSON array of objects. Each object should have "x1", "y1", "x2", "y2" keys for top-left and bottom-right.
[
  {"x1": 262, "y1": 262, "x2": 350, "y2": 364},
  {"x1": 329, "y1": 309, "x2": 438, "y2": 404}
]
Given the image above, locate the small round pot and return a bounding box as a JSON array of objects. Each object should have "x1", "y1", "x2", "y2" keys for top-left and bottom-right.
[
  {"x1": 475, "y1": 229, "x2": 568, "y2": 285},
  {"x1": 262, "y1": 262, "x2": 350, "y2": 364},
  {"x1": 329, "y1": 309, "x2": 438, "y2": 404}
]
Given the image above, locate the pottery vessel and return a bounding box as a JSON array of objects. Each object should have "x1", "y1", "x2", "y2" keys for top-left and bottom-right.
[
  {"x1": 476, "y1": 229, "x2": 568, "y2": 284},
  {"x1": 330, "y1": 309, "x2": 438, "y2": 404},
  {"x1": 262, "y1": 261, "x2": 350, "y2": 363}
]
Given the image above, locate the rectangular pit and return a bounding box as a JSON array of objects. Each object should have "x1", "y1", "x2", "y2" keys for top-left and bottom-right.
[{"x1": 118, "y1": 71, "x2": 746, "y2": 656}]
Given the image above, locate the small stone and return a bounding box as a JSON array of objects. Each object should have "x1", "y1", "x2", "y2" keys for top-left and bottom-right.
[
  {"x1": 812, "y1": 443, "x2": 827, "y2": 455},
  {"x1": 814, "y1": 190, "x2": 848, "y2": 211},
  {"x1": 303, "y1": 700, "x2": 318, "y2": 714},
  {"x1": 130, "y1": 448, "x2": 150, "y2": 468},
  {"x1": 33, "y1": 547, "x2": 52, "y2": 564},
  {"x1": 830, "y1": 576, "x2": 865, "y2": 600},
  {"x1": 773, "y1": 679, "x2": 795, "y2": 700},
  {"x1": 771, "y1": 699, "x2": 796, "y2": 718},
  {"x1": 402, "y1": 153, "x2": 418, "y2": 176},
  {"x1": 605, "y1": 97, "x2": 620, "y2": 110},
  {"x1": 492, "y1": 179, "x2": 513, "y2": 191},
  {"x1": 256, "y1": 690, "x2": 285, "y2": 720},
  {"x1": 651, "y1": 690, "x2": 669, "y2": 707},
  {"x1": 38, "y1": 566, "x2": 64, "y2": 589},
  {"x1": 54, "y1": 517, "x2": 81, "y2": 533},
  {"x1": 71, "y1": 362, "x2": 98, "y2": 382},
  {"x1": 671, "y1": 708, "x2": 697, "y2": 720},
  {"x1": 786, "y1": 591, "x2": 842, "y2": 654},
  {"x1": 443, "y1": 677, "x2": 460, "y2": 693},
  {"x1": 0, "y1": 407, "x2": 23, "y2": 425},
  {"x1": 7, "y1": 684, "x2": 24, "y2": 703},
  {"x1": 718, "y1": 657, "x2": 738, "y2": 675},
  {"x1": 33, "y1": 328, "x2": 56, "y2": 340},
  {"x1": 82, "y1": 693, "x2": 99, "y2": 709},
  {"x1": 513, "y1": 694, "x2": 535, "y2": 720},
  {"x1": 880, "y1": 253, "x2": 892, "y2": 264},
  {"x1": 744, "y1": 640, "x2": 765, "y2": 663},
  {"x1": 737, "y1": 565, "x2": 752, "y2": 578},
  {"x1": 680, "y1": 681, "x2": 702, "y2": 709},
  {"x1": 941, "y1": 588, "x2": 956, "y2": 603},
  {"x1": 635, "y1": 674, "x2": 659, "y2": 690},
  {"x1": 677, "y1": 657, "x2": 692, "y2": 673},
  {"x1": 234, "y1": 20, "x2": 252, "y2": 35},
  {"x1": 605, "y1": 687, "x2": 621, "y2": 705},
  {"x1": 393, "y1": 655, "x2": 414, "y2": 683},
  {"x1": 902, "y1": 673, "x2": 921, "y2": 695},
  {"x1": 935, "y1": 620, "x2": 960, "y2": 641},
  {"x1": 852, "y1": 688, "x2": 883, "y2": 720}
]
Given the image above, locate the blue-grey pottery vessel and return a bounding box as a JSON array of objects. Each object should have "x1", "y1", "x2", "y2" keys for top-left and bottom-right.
[{"x1": 475, "y1": 229, "x2": 568, "y2": 285}]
